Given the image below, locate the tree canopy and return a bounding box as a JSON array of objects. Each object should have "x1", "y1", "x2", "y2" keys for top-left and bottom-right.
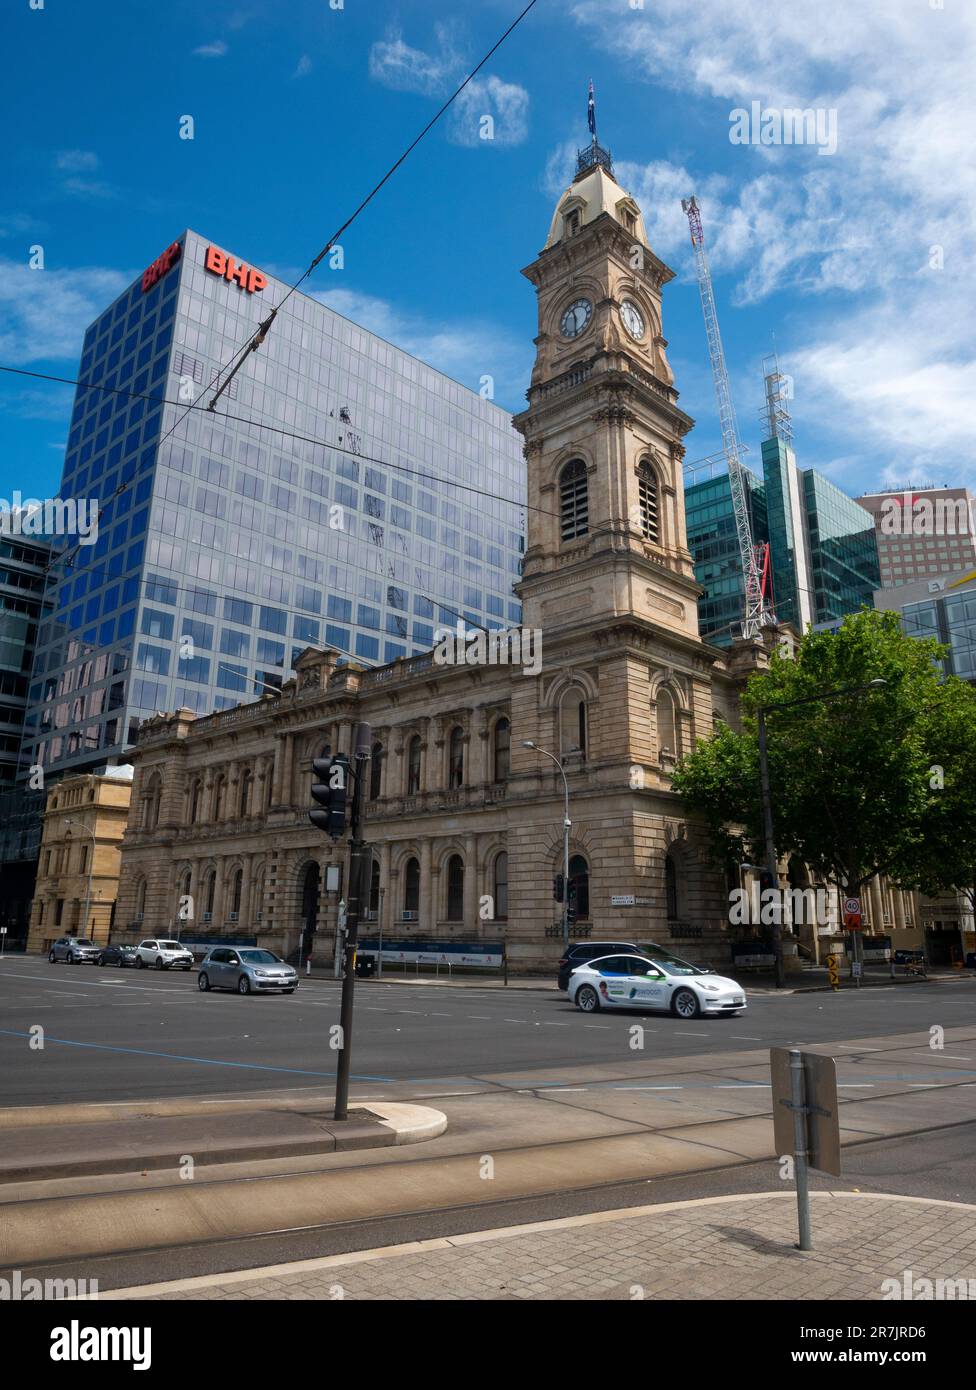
[{"x1": 671, "y1": 609, "x2": 976, "y2": 898}]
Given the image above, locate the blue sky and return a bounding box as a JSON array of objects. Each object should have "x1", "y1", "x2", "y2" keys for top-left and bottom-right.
[{"x1": 2, "y1": 0, "x2": 974, "y2": 502}]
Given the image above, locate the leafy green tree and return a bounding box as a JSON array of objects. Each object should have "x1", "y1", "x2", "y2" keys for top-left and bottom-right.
[{"x1": 671, "y1": 610, "x2": 976, "y2": 900}]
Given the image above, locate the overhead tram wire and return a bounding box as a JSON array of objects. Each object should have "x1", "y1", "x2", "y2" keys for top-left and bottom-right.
[
  {"x1": 0, "y1": 365, "x2": 547, "y2": 534},
  {"x1": 16, "y1": 0, "x2": 542, "y2": 581}
]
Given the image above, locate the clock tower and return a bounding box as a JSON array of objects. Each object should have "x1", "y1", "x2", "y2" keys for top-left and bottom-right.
[{"x1": 513, "y1": 140, "x2": 701, "y2": 641}]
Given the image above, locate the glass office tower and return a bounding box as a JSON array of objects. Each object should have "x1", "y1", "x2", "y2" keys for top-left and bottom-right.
[
  {"x1": 802, "y1": 471, "x2": 880, "y2": 623},
  {"x1": 1, "y1": 536, "x2": 52, "y2": 784},
  {"x1": 22, "y1": 230, "x2": 525, "y2": 778},
  {"x1": 684, "y1": 463, "x2": 767, "y2": 646}
]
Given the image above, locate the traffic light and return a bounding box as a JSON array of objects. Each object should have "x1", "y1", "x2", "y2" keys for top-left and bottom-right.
[
  {"x1": 553, "y1": 873, "x2": 565, "y2": 902},
  {"x1": 309, "y1": 755, "x2": 350, "y2": 839}
]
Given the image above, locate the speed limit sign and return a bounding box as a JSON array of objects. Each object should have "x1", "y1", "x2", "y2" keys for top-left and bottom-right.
[{"x1": 843, "y1": 896, "x2": 862, "y2": 929}]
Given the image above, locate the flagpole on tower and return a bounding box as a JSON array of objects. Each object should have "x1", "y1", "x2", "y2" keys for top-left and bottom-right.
[{"x1": 588, "y1": 79, "x2": 597, "y2": 146}]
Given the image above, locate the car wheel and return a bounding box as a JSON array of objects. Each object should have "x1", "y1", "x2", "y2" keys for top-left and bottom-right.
[
  {"x1": 67, "y1": 951, "x2": 76, "y2": 964},
  {"x1": 96, "y1": 955, "x2": 104, "y2": 966},
  {"x1": 238, "y1": 975, "x2": 251, "y2": 995},
  {"x1": 48, "y1": 950, "x2": 56, "y2": 963},
  {"x1": 672, "y1": 988, "x2": 701, "y2": 1019},
  {"x1": 154, "y1": 957, "x2": 164, "y2": 970},
  {"x1": 576, "y1": 984, "x2": 600, "y2": 1012},
  {"x1": 135, "y1": 956, "x2": 144, "y2": 969},
  {"x1": 198, "y1": 972, "x2": 210, "y2": 992},
  {"x1": 283, "y1": 988, "x2": 295, "y2": 994}
]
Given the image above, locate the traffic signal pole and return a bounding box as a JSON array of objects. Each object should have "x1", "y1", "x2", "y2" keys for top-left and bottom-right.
[{"x1": 333, "y1": 722, "x2": 372, "y2": 1122}]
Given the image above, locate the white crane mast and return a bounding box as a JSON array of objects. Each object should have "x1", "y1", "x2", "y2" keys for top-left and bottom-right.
[{"x1": 682, "y1": 195, "x2": 772, "y2": 639}]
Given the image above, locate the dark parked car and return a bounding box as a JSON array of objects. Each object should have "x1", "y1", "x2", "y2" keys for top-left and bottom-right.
[
  {"x1": 96, "y1": 943, "x2": 138, "y2": 968},
  {"x1": 556, "y1": 938, "x2": 689, "y2": 991},
  {"x1": 557, "y1": 940, "x2": 639, "y2": 992}
]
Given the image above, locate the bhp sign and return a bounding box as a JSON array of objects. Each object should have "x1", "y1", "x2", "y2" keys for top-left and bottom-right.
[
  {"x1": 141, "y1": 240, "x2": 182, "y2": 293},
  {"x1": 204, "y1": 245, "x2": 267, "y2": 294}
]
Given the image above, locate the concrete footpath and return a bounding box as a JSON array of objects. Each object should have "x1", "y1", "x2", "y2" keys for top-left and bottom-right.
[{"x1": 114, "y1": 1190, "x2": 976, "y2": 1301}]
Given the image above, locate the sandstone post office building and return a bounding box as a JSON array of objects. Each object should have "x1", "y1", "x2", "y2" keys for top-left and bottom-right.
[{"x1": 113, "y1": 148, "x2": 922, "y2": 972}]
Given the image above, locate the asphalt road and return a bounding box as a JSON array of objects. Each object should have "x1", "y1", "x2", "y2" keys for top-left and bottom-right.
[{"x1": 1, "y1": 957, "x2": 974, "y2": 1106}]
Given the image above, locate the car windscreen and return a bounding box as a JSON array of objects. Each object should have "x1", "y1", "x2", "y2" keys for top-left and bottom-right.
[
  {"x1": 157, "y1": 941, "x2": 183, "y2": 950},
  {"x1": 238, "y1": 950, "x2": 280, "y2": 964},
  {"x1": 651, "y1": 959, "x2": 705, "y2": 977}
]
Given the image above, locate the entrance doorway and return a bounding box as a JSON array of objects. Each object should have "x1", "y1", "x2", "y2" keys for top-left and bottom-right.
[{"x1": 925, "y1": 923, "x2": 963, "y2": 967}]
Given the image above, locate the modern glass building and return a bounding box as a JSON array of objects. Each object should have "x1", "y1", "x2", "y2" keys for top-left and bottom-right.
[
  {"x1": 802, "y1": 470, "x2": 880, "y2": 624},
  {"x1": 876, "y1": 571, "x2": 976, "y2": 683},
  {"x1": 761, "y1": 437, "x2": 815, "y2": 631},
  {"x1": 684, "y1": 463, "x2": 767, "y2": 645},
  {"x1": 1, "y1": 535, "x2": 52, "y2": 784},
  {"x1": 22, "y1": 230, "x2": 525, "y2": 778}
]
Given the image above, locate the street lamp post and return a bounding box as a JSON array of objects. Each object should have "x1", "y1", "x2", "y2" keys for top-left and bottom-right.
[
  {"x1": 523, "y1": 741, "x2": 571, "y2": 951},
  {"x1": 377, "y1": 885, "x2": 385, "y2": 979},
  {"x1": 756, "y1": 679, "x2": 886, "y2": 989},
  {"x1": 64, "y1": 819, "x2": 97, "y2": 942}
]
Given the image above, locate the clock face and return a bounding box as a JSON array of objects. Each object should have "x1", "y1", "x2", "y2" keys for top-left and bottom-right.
[
  {"x1": 560, "y1": 298, "x2": 593, "y2": 339},
  {"x1": 620, "y1": 300, "x2": 646, "y2": 340}
]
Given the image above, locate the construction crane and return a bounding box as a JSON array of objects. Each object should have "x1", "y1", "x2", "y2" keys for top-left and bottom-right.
[{"x1": 682, "y1": 195, "x2": 774, "y2": 639}]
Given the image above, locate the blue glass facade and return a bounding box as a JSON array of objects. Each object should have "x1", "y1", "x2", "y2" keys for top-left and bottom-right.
[
  {"x1": 23, "y1": 230, "x2": 525, "y2": 777},
  {"x1": 685, "y1": 468, "x2": 767, "y2": 645},
  {"x1": 802, "y1": 471, "x2": 880, "y2": 624}
]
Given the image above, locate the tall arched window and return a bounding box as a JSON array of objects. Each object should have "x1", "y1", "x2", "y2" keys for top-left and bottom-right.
[
  {"x1": 493, "y1": 718, "x2": 510, "y2": 782},
  {"x1": 178, "y1": 869, "x2": 192, "y2": 923},
  {"x1": 239, "y1": 770, "x2": 252, "y2": 818},
  {"x1": 369, "y1": 743, "x2": 384, "y2": 800},
  {"x1": 665, "y1": 855, "x2": 679, "y2": 921},
  {"x1": 369, "y1": 860, "x2": 381, "y2": 916},
  {"x1": 559, "y1": 458, "x2": 589, "y2": 541},
  {"x1": 204, "y1": 869, "x2": 216, "y2": 916},
  {"x1": 404, "y1": 857, "x2": 420, "y2": 914},
  {"x1": 559, "y1": 690, "x2": 587, "y2": 760},
  {"x1": 493, "y1": 852, "x2": 508, "y2": 921},
  {"x1": 448, "y1": 726, "x2": 464, "y2": 788},
  {"x1": 446, "y1": 855, "x2": 464, "y2": 921},
  {"x1": 143, "y1": 773, "x2": 161, "y2": 829},
  {"x1": 656, "y1": 689, "x2": 677, "y2": 758},
  {"x1": 213, "y1": 775, "x2": 226, "y2": 821},
  {"x1": 407, "y1": 735, "x2": 422, "y2": 794},
  {"x1": 637, "y1": 460, "x2": 660, "y2": 542},
  {"x1": 231, "y1": 868, "x2": 243, "y2": 916},
  {"x1": 568, "y1": 854, "x2": 590, "y2": 920}
]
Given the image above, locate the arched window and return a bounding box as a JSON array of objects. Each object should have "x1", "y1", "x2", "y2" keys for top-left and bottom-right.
[
  {"x1": 143, "y1": 773, "x2": 161, "y2": 829},
  {"x1": 637, "y1": 460, "x2": 660, "y2": 542},
  {"x1": 559, "y1": 690, "x2": 587, "y2": 760},
  {"x1": 404, "y1": 857, "x2": 420, "y2": 914},
  {"x1": 446, "y1": 855, "x2": 464, "y2": 921},
  {"x1": 369, "y1": 743, "x2": 384, "y2": 800},
  {"x1": 178, "y1": 867, "x2": 192, "y2": 909},
  {"x1": 493, "y1": 718, "x2": 511, "y2": 783},
  {"x1": 204, "y1": 869, "x2": 216, "y2": 916},
  {"x1": 568, "y1": 854, "x2": 590, "y2": 920},
  {"x1": 254, "y1": 868, "x2": 266, "y2": 922},
  {"x1": 369, "y1": 860, "x2": 381, "y2": 916},
  {"x1": 231, "y1": 868, "x2": 243, "y2": 916},
  {"x1": 656, "y1": 689, "x2": 677, "y2": 759},
  {"x1": 239, "y1": 770, "x2": 252, "y2": 818},
  {"x1": 448, "y1": 726, "x2": 464, "y2": 788},
  {"x1": 406, "y1": 734, "x2": 422, "y2": 794},
  {"x1": 213, "y1": 775, "x2": 226, "y2": 821},
  {"x1": 493, "y1": 852, "x2": 508, "y2": 921},
  {"x1": 560, "y1": 459, "x2": 589, "y2": 541},
  {"x1": 665, "y1": 855, "x2": 678, "y2": 921}
]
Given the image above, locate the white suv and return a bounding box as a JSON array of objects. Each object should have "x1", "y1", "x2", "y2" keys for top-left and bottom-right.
[{"x1": 135, "y1": 939, "x2": 194, "y2": 971}]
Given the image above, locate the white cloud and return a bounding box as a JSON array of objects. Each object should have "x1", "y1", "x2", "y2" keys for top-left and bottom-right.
[
  {"x1": 55, "y1": 150, "x2": 99, "y2": 173},
  {"x1": 311, "y1": 286, "x2": 530, "y2": 411},
  {"x1": 293, "y1": 54, "x2": 312, "y2": 79},
  {"x1": 368, "y1": 23, "x2": 463, "y2": 97},
  {"x1": 567, "y1": 0, "x2": 976, "y2": 481},
  {"x1": 449, "y1": 75, "x2": 529, "y2": 148},
  {"x1": 193, "y1": 40, "x2": 228, "y2": 58},
  {"x1": 0, "y1": 258, "x2": 130, "y2": 364}
]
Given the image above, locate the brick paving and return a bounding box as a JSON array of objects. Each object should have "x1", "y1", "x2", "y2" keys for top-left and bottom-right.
[{"x1": 124, "y1": 1191, "x2": 976, "y2": 1301}]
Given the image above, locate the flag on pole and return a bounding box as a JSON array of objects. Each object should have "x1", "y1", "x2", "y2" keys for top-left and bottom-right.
[{"x1": 587, "y1": 80, "x2": 596, "y2": 138}]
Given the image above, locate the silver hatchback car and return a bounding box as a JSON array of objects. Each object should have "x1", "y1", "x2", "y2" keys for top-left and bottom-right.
[
  {"x1": 197, "y1": 947, "x2": 298, "y2": 995},
  {"x1": 49, "y1": 936, "x2": 100, "y2": 964}
]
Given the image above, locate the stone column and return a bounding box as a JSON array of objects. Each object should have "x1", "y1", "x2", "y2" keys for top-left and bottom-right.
[
  {"x1": 378, "y1": 841, "x2": 392, "y2": 939},
  {"x1": 420, "y1": 839, "x2": 434, "y2": 932},
  {"x1": 472, "y1": 709, "x2": 489, "y2": 786},
  {"x1": 463, "y1": 833, "x2": 478, "y2": 933}
]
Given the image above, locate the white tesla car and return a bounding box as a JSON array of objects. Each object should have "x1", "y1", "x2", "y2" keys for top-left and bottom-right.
[{"x1": 568, "y1": 952, "x2": 747, "y2": 1018}]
